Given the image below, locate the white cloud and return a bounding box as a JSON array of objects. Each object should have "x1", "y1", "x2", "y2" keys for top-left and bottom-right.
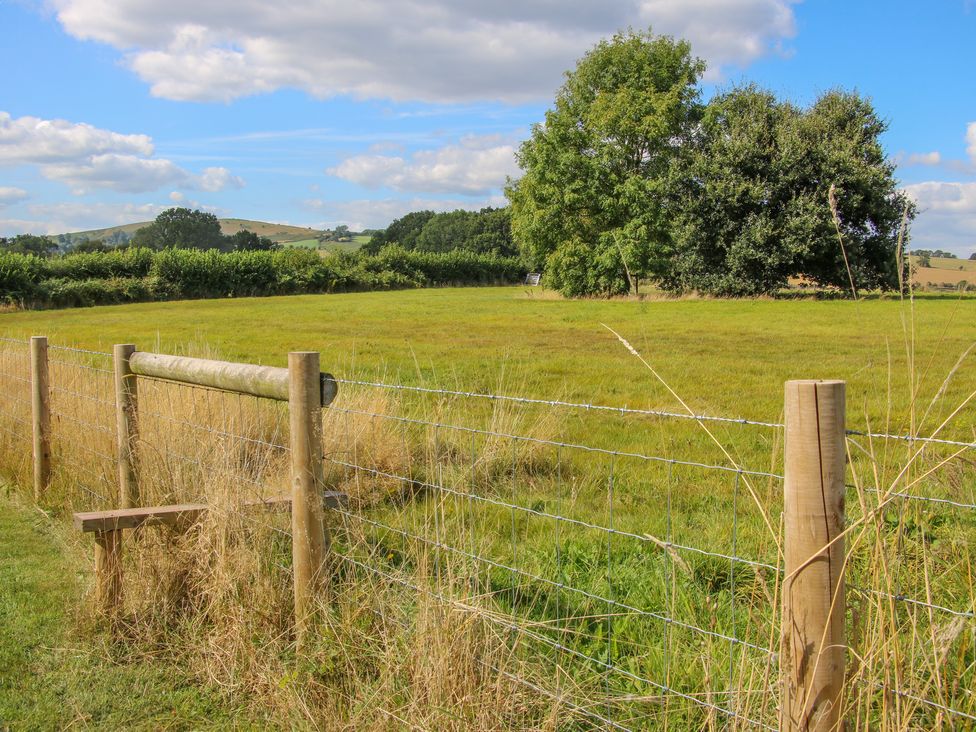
[
  {"x1": 0, "y1": 187, "x2": 29, "y2": 206},
  {"x1": 328, "y1": 135, "x2": 519, "y2": 195},
  {"x1": 900, "y1": 151, "x2": 941, "y2": 167},
  {"x1": 40, "y1": 154, "x2": 191, "y2": 194},
  {"x1": 0, "y1": 111, "x2": 153, "y2": 164},
  {"x1": 0, "y1": 111, "x2": 244, "y2": 194},
  {"x1": 52, "y1": 0, "x2": 798, "y2": 103},
  {"x1": 197, "y1": 166, "x2": 245, "y2": 192},
  {"x1": 903, "y1": 181, "x2": 976, "y2": 257},
  {"x1": 303, "y1": 195, "x2": 507, "y2": 231}
]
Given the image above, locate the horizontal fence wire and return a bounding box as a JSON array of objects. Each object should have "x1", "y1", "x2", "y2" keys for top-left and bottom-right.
[
  {"x1": 1, "y1": 336, "x2": 973, "y2": 728},
  {"x1": 329, "y1": 404, "x2": 783, "y2": 479}
]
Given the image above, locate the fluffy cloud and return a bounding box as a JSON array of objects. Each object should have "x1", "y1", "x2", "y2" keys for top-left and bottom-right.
[
  {"x1": 52, "y1": 0, "x2": 798, "y2": 103},
  {"x1": 0, "y1": 111, "x2": 243, "y2": 194},
  {"x1": 0, "y1": 111, "x2": 152, "y2": 164},
  {"x1": 903, "y1": 181, "x2": 976, "y2": 257},
  {"x1": 328, "y1": 135, "x2": 519, "y2": 195},
  {"x1": 0, "y1": 187, "x2": 29, "y2": 206},
  {"x1": 303, "y1": 195, "x2": 507, "y2": 230}
]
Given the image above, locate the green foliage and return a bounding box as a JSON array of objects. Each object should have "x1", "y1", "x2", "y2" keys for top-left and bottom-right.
[
  {"x1": 914, "y1": 249, "x2": 957, "y2": 260},
  {"x1": 0, "y1": 247, "x2": 525, "y2": 309},
  {"x1": 506, "y1": 31, "x2": 913, "y2": 298},
  {"x1": 228, "y1": 230, "x2": 279, "y2": 251},
  {"x1": 666, "y1": 87, "x2": 913, "y2": 295},
  {"x1": 0, "y1": 252, "x2": 44, "y2": 304},
  {"x1": 1, "y1": 234, "x2": 60, "y2": 257},
  {"x1": 43, "y1": 247, "x2": 154, "y2": 280},
  {"x1": 131, "y1": 207, "x2": 226, "y2": 251},
  {"x1": 363, "y1": 210, "x2": 436, "y2": 254},
  {"x1": 508, "y1": 30, "x2": 704, "y2": 296}
]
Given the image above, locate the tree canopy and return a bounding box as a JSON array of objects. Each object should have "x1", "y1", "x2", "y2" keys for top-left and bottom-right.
[
  {"x1": 507, "y1": 30, "x2": 704, "y2": 296},
  {"x1": 506, "y1": 30, "x2": 913, "y2": 297},
  {"x1": 364, "y1": 208, "x2": 516, "y2": 257},
  {"x1": 132, "y1": 208, "x2": 226, "y2": 251}
]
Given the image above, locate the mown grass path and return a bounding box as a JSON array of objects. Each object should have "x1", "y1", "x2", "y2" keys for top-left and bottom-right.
[{"x1": 0, "y1": 491, "x2": 261, "y2": 730}]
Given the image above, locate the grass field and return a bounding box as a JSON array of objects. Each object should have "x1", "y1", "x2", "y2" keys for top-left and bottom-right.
[
  {"x1": 1, "y1": 286, "x2": 974, "y2": 728},
  {"x1": 1, "y1": 287, "x2": 974, "y2": 431}
]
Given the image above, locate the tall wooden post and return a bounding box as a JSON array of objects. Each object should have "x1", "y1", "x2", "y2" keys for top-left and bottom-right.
[
  {"x1": 289, "y1": 351, "x2": 329, "y2": 641},
  {"x1": 782, "y1": 380, "x2": 847, "y2": 732},
  {"x1": 30, "y1": 336, "x2": 51, "y2": 501},
  {"x1": 113, "y1": 344, "x2": 139, "y2": 508}
]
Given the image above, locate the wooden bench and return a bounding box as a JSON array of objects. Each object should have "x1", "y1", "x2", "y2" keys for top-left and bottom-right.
[{"x1": 75, "y1": 492, "x2": 348, "y2": 615}]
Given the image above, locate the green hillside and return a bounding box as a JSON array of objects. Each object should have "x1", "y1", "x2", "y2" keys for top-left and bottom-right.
[{"x1": 51, "y1": 218, "x2": 332, "y2": 247}]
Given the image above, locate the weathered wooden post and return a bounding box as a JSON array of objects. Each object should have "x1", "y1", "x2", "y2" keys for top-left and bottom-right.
[
  {"x1": 289, "y1": 351, "x2": 329, "y2": 641},
  {"x1": 94, "y1": 528, "x2": 123, "y2": 616},
  {"x1": 113, "y1": 344, "x2": 139, "y2": 508},
  {"x1": 782, "y1": 380, "x2": 847, "y2": 732},
  {"x1": 30, "y1": 336, "x2": 51, "y2": 501}
]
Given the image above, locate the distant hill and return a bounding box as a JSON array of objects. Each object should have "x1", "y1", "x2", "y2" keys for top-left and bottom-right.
[{"x1": 51, "y1": 218, "x2": 332, "y2": 247}]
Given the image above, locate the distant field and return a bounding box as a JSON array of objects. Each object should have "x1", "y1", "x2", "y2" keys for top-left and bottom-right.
[
  {"x1": 927, "y1": 255, "x2": 976, "y2": 271},
  {"x1": 914, "y1": 266, "x2": 974, "y2": 286},
  {"x1": 2, "y1": 287, "x2": 973, "y2": 432}
]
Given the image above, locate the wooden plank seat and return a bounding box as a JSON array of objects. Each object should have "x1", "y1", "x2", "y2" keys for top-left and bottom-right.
[
  {"x1": 74, "y1": 492, "x2": 349, "y2": 532},
  {"x1": 75, "y1": 492, "x2": 348, "y2": 615},
  {"x1": 74, "y1": 504, "x2": 207, "y2": 533}
]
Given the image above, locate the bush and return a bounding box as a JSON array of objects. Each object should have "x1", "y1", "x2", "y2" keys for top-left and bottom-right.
[
  {"x1": 38, "y1": 277, "x2": 151, "y2": 308},
  {"x1": 0, "y1": 252, "x2": 44, "y2": 304},
  {"x1": 43, "y1": 248, "x2": 154, "y2": 280}
]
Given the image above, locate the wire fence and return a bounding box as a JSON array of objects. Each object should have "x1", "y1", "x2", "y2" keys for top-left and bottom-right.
[{"x1": 0, "y1": 335, "x2": 973, "y2": 730}]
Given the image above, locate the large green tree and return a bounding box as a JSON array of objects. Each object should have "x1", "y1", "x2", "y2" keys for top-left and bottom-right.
[
  {"x1": 665, "y1": 86, "x2": 913, "y2": 295},
  {"x1": 131, "y1": 208, "x2": 226, "y2": 250},
  {"x1": 507, "y1": 30, "x2": 704, "y2": 296}
]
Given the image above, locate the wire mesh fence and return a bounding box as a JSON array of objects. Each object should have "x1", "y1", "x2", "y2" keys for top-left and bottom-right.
[{"x1": 0, "y1": 335, "x2": 972, "y2": 730}]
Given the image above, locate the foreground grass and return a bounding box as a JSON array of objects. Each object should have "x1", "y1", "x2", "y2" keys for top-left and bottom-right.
[
  {"x1": 1, "y1": 287, "x2": 973, "y2": 728},
  {"x1": 0, "y1": 491, "x2": 263, "y2": 730}
]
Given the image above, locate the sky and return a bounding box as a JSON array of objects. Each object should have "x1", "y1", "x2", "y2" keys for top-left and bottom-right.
[{"x1": 0, "y1": 0, "x2": 974, "y2": 255}]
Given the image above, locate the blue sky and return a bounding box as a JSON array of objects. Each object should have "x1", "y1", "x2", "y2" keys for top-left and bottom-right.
[{"x1": 1, "y1": 0, "x2": 974, "y2": 254}]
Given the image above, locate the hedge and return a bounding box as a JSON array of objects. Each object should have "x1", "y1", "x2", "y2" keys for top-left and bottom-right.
[{"x1": 0, "y1": 246, "x2": 526, "y2": 309}]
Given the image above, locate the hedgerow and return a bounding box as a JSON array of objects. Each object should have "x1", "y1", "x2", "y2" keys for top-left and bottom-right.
[{"x1": 0, "y1": 246, "x2": 525, "y2": 308}]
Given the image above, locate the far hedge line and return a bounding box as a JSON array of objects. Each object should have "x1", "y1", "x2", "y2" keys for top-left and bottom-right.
[{"x1": 0, "y1": 246, "x2": 527, "y2": 309}]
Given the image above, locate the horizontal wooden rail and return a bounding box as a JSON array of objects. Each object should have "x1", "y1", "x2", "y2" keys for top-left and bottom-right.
[
  {"x1": 128, "y1": 352, "x2": 338, "y2": 406},
  {"x1": 75, "y1": 504, "x2": 207, "y2": 532}
]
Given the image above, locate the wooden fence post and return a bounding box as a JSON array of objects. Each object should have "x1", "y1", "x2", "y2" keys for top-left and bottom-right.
[
  {"x1": 30, "y1": 336, "x2": 51, "y2": 501},
  {"x1": 113, "y1": 344, "x2": 139, "y2": 509},
  {"x1": 782, "y1": 380, "x2": 847, "y2": 731},
  {"x1": 289, "y1": 351, "x2": 329, "y2": 642},
  {"x1": 94, "y1": 529, "x2": 123, "y2": 616}
]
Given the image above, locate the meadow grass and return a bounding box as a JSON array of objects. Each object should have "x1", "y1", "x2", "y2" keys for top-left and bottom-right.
[{"x1": 0, "y1": 286, "x2": 974, "y2": 729}]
